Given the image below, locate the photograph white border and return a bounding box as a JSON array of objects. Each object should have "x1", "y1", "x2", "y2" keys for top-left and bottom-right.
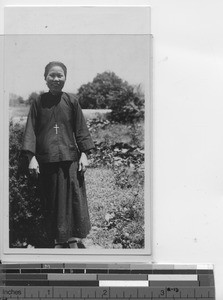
[{"x1": 1, "y1": 4, "x2": 152, "y2": 263}]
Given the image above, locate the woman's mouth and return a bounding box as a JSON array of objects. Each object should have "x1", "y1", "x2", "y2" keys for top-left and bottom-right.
[{"x1": 51, "y1": 83, "x2": 61, "y2": 87}]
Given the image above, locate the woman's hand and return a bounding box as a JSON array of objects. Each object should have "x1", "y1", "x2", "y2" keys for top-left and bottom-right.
[
  {"x1": 78, "y1": 152, "x2": 88, "y2": 173},
  {"x1": 29, "y1": 156, "x2": 40, "y2": 177}
]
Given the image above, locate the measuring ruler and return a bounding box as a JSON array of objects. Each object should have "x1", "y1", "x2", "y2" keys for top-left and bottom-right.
[{"x1": 0, "y1": 263, "x2": 215, "y2": 299}]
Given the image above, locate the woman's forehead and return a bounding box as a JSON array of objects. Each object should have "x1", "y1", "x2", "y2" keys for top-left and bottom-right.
[{"x1": 47, "y1": 66, "x2": 65, "y2": 74}]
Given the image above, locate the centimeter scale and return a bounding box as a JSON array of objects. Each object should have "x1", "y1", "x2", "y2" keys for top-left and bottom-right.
[{"x1": 0, "y1": 263, "x2": 215, "y2": 300}]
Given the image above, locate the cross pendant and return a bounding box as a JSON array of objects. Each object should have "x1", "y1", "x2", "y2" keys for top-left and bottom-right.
[{"x1": 54, "y1": 123, "x2": 59, "y2": 134}]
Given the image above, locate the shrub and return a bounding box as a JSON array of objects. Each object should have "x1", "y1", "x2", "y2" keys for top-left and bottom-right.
[
  {"x1": 106, "y1": 190, "x2": 145, "y2": 249},
  {"x1": 88, "y1": 119, "x2": 144, "y2": 189},
  {"x1": 108, "y1": 85, "x2": 144, "y2": 123},
  {"x1": 9, "y1": 122, "x2": 49, "y2": 248},
  {"x1": 77, "y1": 71, "x2": 145, "y2": 123}
]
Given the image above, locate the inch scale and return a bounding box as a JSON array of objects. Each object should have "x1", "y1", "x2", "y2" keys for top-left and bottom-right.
[{"x1": 0, "y1": 263, "x2": 215, "y2": 300}]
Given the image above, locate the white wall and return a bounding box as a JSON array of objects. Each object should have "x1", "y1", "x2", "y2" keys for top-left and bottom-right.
[{"x1": 1, "y1": 0, "x2": 223, "y2": 298}]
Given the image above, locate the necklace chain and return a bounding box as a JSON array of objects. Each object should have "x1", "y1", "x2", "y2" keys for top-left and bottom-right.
[{"x1": 51, "y1": 97, "x2": 60, "y2": 134}]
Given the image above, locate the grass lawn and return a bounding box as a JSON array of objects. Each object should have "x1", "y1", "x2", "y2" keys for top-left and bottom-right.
[{"x1": 84, "y1": 167, "x2": 144, "y2": 249}]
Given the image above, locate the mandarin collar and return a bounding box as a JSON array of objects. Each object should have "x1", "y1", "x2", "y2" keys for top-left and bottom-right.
[{"x1": 48, "y1": 91, "x2": 63, "y2": 97}]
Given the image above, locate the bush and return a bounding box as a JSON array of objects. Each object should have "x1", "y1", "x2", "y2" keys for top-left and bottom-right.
[
  {"x1": 77, "y1": 71, "x2": 145, "y2": 123},
  {"x1": 106, "y1": 190, "x2": 144, "y2": 249},
  {"x1": 108, "y1": 85, "x2": 144, "y2": 123},
  {"x1": 9, "y1": 122, "x2": 49, "y2": 248},
  {"x1": 88, "y1": 119, "x2": 144, "y2": 188}
]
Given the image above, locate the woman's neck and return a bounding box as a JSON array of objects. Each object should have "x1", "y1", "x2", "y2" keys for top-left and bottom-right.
[{"x1": 49, "y1": 90, "x2": 63, "y2": 96}]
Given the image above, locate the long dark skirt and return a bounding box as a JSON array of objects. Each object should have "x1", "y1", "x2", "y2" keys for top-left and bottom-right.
[{"x1": 39, "y1": 161, "x2": 91, "y2": 245}]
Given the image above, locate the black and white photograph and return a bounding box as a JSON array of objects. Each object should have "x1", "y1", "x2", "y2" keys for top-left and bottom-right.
[
  {"x1": 7, "y1": 33, "x2": 151, "y2": 253},
  {"x1": 3, "y1": 6, "x2": 151, "y2": 257}
]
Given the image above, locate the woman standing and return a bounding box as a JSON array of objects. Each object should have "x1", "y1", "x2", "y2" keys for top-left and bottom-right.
[{"x1": 22, "y1": 61, "x2": 94, "y2": 248}]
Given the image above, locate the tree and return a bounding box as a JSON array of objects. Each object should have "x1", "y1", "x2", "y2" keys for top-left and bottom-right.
[
  {"x1": 17, "y1": 96, "x2": 25, "y2": 105},
  {"x1": 26, "y1": 92, "x2": 39, "y2": 106},
  {"x1": 9, "y1": 94, "x2": 25, "y2": 106},
  {"x1": 77, "y1": 71, "x2": 144, "y2": 123},
  {"x1": 77, "y1": 72, "x2": 124, "y2": 109},
  {"x1": 26, "y1": 91, "x2": 45, "y2": 106}
]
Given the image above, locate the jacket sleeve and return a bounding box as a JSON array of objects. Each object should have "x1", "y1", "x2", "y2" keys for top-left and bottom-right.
[
  {"x1": 73, "y1": 99, "x2": 95, "y2": 152},
  {"x1": 22, "y1": 100, "x2": 38, "y2": 156}
]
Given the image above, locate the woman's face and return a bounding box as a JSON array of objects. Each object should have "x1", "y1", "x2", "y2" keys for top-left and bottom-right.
[{"x1": 45, "y1": 66, "x2": 66, "y2": 95}]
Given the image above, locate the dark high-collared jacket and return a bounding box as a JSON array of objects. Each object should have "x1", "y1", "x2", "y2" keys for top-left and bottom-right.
[{"x1": 22, "y1": 91, "x2": 94, "y2": 163}]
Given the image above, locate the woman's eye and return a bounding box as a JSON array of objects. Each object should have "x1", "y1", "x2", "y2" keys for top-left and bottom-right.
[{"x1": 50, "y1": 74, "x2": 63, "y2": 78}]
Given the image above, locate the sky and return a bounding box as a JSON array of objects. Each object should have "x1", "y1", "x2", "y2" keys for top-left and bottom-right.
[{"x1": 4, "y1": 34, "x2": 150, "y2": 100}]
